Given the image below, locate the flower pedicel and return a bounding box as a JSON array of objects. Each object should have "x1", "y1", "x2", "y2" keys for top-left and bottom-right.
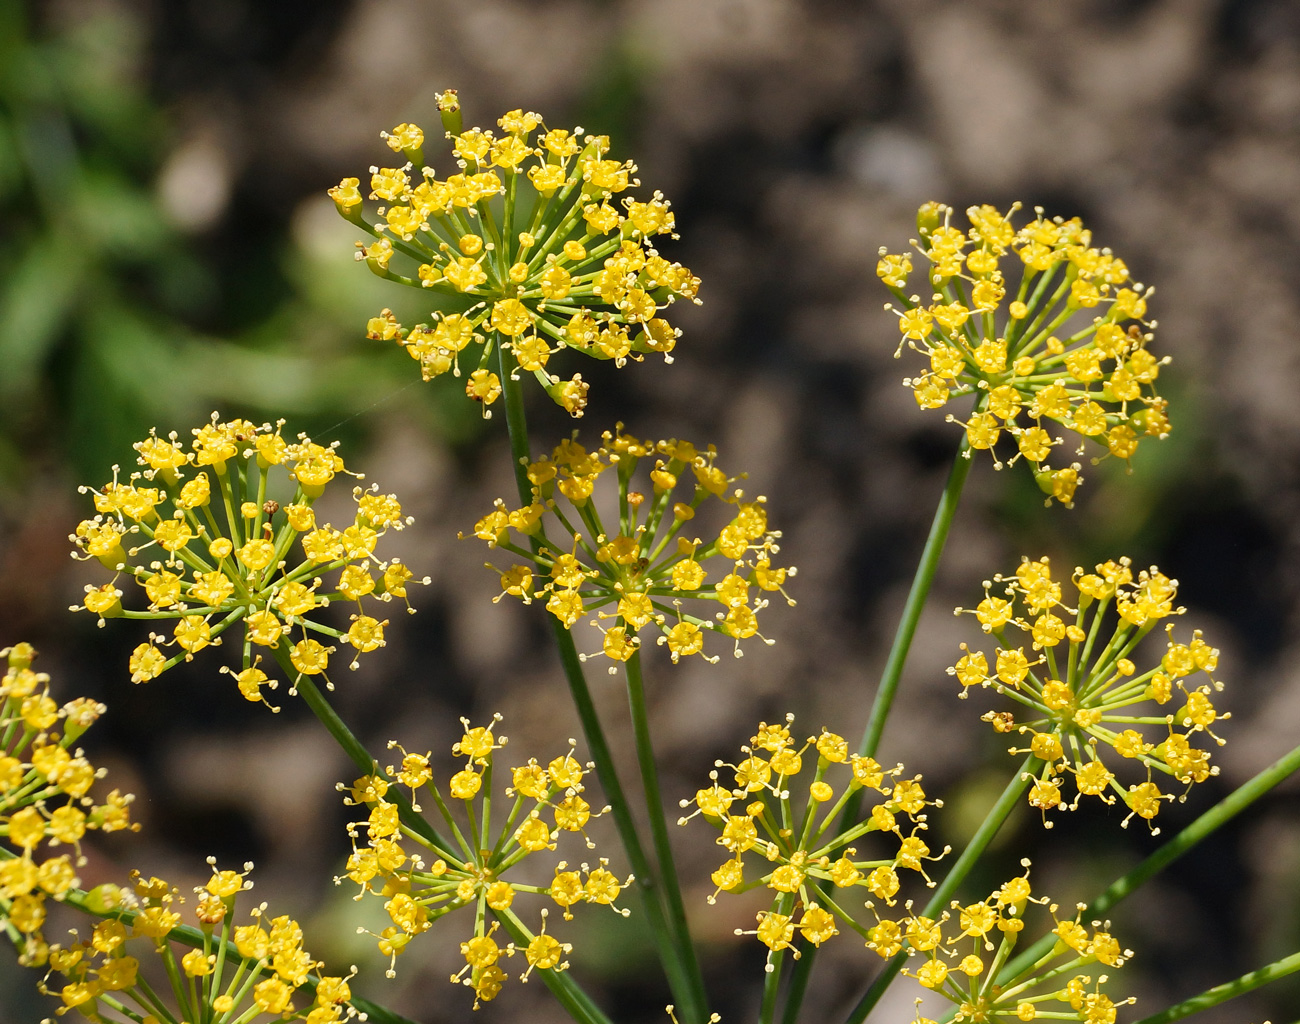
[
  {"x1": 332, "y1": 91, "x2": 700, "y2": 417},
  {"x1": 70, "y1": 415, "x2": 428, "y2": 704}
]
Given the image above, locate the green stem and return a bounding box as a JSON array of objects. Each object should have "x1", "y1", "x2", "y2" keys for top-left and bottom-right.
[
  {"x1": 781, "y1": 437, "x2": 975, "y2": 1024},
  {"x1": 778, "y1": 942, "x2": 814, "y2": 1024},
  {"x1": 624, "y1": 650, "x2": 710, "y2": 1021},
  {"x1": 858, "y1": 435, "x2": 974, "y2": 760},
  {"x1": 761, "y1": 894, "x2": 797, "y2": 1024},
  {"x1": 840, "y1": 756, "x2": 1037, "y2": 1024},
  {"x1": 1128, "y1": 949, "x2": 1300, "y2": 1024},
  {"x1": 270, "y1": 643, "x2": 454, "y2": 857},
  {"x1": 996, "y1": 740, "x2": 1300, "y2": 988},
  {"x1": 548, "y1": 615, "x2": 704, "y2": 1018},
  {"x1": 496, "y1": 345, "x2": 710, "y2": 1022},
  {"x1": 494, "y1": 907, "x2": 614, "y2": 1024}
]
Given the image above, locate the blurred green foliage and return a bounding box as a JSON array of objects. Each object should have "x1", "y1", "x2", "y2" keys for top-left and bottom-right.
[{"x1": 0, "y1": 3, "x2": 479, "y2": 496}]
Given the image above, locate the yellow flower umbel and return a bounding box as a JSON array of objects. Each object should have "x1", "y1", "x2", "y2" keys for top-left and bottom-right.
[
  {"x1": 331, "y1": 92, "x2": 700, "y2": 416},
  {"x1": 38, "y1": 861, "x2": 356, "y2": 1023},
  {"x1": 469, "y1": 427, "x2": 795, "y2": 666},
  {"x1": 950, "y1": 557, "x2": 1227, "y2": 830},
  {"x1": 340, "y1": 716, "x2": 629, "y2": 1008},
  {"x1": 879, "y1": 203, "x2": 1168, "y2": 506},
  {"x1": 894, "y1": 863, "x2": 1134, "y2": 1024},
  {"x1": 680, "y1": 715, "x2": 944, "y2": 967},
  {"x1": 0, "y1": 643, "x2": 138, "y2": 967},
  {"x1": 70, "y1": 415, "x2": 429, "y2": 704}
]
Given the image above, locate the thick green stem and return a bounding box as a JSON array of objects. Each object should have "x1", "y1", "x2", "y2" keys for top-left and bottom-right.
[
  {"x1": 996, "y1": 740, "x2": 1300, "y2": 988},
  {"x1": 496, "y1": 346, "x2": 710, "y2": 1022},
  {"x1": 624, "y1": 651, "x2": 710, "y2": 1021},
  {"x1": 1128, "y1": 949, "x2": 1300, "y2": 1024},
  {"x1": 781, "y1": 438, "x2": 974, "y2": 1024},
  {"x1": 841, "y1": 756, "x2": 1037, "y2": 1024}
]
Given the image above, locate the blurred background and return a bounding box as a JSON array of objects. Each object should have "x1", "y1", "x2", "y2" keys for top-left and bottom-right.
[{"x1": 2, "y1": 0, "x2": 1300, "y2": 1020}]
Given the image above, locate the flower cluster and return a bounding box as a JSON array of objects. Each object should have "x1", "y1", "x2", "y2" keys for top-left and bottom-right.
[
  {"x1": 879, "y1": 203, "x2": 1169, "y2": 505},
  {"x1": 681, "y1": 715, "x2": 944, "y2": 965},
  {"x1": 332, "y1": 91, "x2": 700, "y2": 417},
  {"x1": 0, "y1": 643, "x2": 138, "y2": 967},
  {"x1": 469, "y1": 427, "x2": 795, "y2": 666},
  {"x1": 38, "y1": 862, "x2": 356, "y2": 1022},
  {"x1": 891, "y1": 864, "x2": 1134, "y2": 1024},
  {"x1": 340, "y1": 716, "x2": 629, "y2": 1008},
  {"x1": 70, "y1": 415, "x2": 428, "y2": 704},
  {"x1": 950, "y1": 557, "x2": 1227, "y2": 829}
]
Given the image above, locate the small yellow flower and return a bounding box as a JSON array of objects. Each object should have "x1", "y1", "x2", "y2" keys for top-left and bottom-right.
[
  {"x1": 40, "y1": 862, "x2": 350, "y2": 1023},
  {"x1": 951, "y1": 556, "x2": 1227, "y2": 828},
  {"x1": 0, "y1": 644, "x2": 139, "y2": 966},
  {"x1": 342, "y1": 717, "x2": 624, "y2": 1003},
  {"x1": 71, "y1": 415, "x2": 430, "y2": 704},
  {"x1": 883, "y1": 203, "x2": 1169, "y2": 505},
  {"x1": 336, "y1": 102, "x2": 699, "y2": 414},
  {"x1": 684, "y1": 714, "x2": 943, "y2": 956},
  {"x1": 469, "y1": 426, "x2": 796, "y2": 665},
  {"x1": 897, "y1": 863, "x2": 1134, "y2": 1022}
]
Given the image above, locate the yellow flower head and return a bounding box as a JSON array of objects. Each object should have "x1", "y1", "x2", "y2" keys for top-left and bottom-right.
[
  {"x1": 40, "y1": 862, "x2": 355, "y2": 1023},
  {"x1": 881, "y1": 203, "x2": 1169, "y2": 505},
  {"x1": 897, "y1": 862, "x2": 1134, "y2": 1022},
  {"x1": 341, "y1": 717, "x2": 618, "y2": 1002},
  {"x1": 683, "y1": 714, "x2": 943, "y2": 962},
  {"x1": 951, "y1": 556, "x2": 1227, "y2": 829},
  {"x1": 0, "y1": 643, "x2": 140, "y2": 967},
  {"x1": 71, "y1": 415, "x2": 430, "y2": 703},
  {"x1": 469, "y1": 426, "x2": 796, "y2": 666},
  {"x1": 336, "y1": 101, "x2": 699, "y2": 415}
]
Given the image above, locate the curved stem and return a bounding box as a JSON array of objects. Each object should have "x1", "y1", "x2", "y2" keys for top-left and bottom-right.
[
  {"x1": 1127, "y1": 949, "x2": 1300, "y2": 1024},
  {"x1": 496, "y1": 347, "x2": 710, "y2": 1022},
  {"x1": 624, "y1": 650, "x2": 710, "y2": 1021},
  {"x1": 841, "y1": 755, "x2": 1037, "y2": 1024}
]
